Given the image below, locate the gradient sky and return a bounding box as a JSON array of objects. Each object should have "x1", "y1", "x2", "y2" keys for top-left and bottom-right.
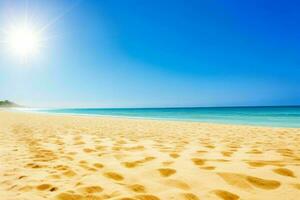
[{"x1": 0, "y1": 0, "x2": 300, "y2": 108}]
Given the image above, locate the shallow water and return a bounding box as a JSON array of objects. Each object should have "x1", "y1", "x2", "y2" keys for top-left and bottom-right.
[{"x1": 35, "y1": 106, "x2": 300, "y2": 128}]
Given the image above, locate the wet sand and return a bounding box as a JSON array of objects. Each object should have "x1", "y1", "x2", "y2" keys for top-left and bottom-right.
[{"x1": 0, "y1": 111, "x2": 300, "y2": 200}]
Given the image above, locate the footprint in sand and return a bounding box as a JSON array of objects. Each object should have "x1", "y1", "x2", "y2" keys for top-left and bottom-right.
[
  {"x1": 164, "y1": 179, "x2": 190, "y2": 190},
  {"x1": 191, "y1": 158, "x2": 205, "y2": 166},
  {"x1": 169, "y1": 153, "x2": 180, "y2": 158},
  {"x1": 79, "y1": 163, "x2": 97, "y2": 172},
  {"x1": 246, "y1": 160, "x2": 284, "y2": 168},
  {"x1": 246, "y1": 161, "x2": 267, "y2": 167},
  {"x1": 103, "y1": 172, "x2": 124, "y2": 181},
  {"x1": 95, "y1": 145, "x2": 107, "y2": 151},
  {"x1": 246, "y1": 149, "x2": 262, "y2": 154},
  {"x1": 215, "y1": 159, "x2": 230, "y2": 163},
  {"x1": 36, "y1": 183, "x2": 53, "y2": 191},
  {"x1": 49, "y1": 174, "x2": 61, "y2": 179},
  {"x1": 122, "y1": 157, "x2": 156, "y2": 168},
  {"x1": 143, "y1": 156, "x2": 156, "y2": 162},
  {"x1": 79, "y1": 160, "x2": 88, "y2": 164},
  {"x1": 127, "y1": 184, "x2": 146, "y2": 193},
  {"x1": 158, "y1": 168, "x2": 176, "y2": 177},
  {"x1": 73, "y1": 136, "x2": 82, "y2": 141},
  {"x1": 221, "y1": 151, "x2": 233, "y2": 157},
  {"x1": 181, "y1": 193, "x2": 200, "y2": 200},
  {"x1": 277, "y1": 148, "x2": 294, "y2": 157},
  {"x1": 50, "y1": 187, "x2": 58, "y2": 192},
  {"x1": 205, "y1": 144, "x2": 215, "y2": 149},
  {"x1": 68, "y1": 152, "x2": 77, "y2": 156},
  {"x1": 25, "y1": 163, "x2": 45, "y2": 169},
  {"x1": 56, "y1": 192, "x2": 103, "y2": 200},
  {"x1": 272, "y1": 168, "x2": 296, "y2": 178},
  {"x1": 63, "y1": 169, "x2": 77, "y2": 177},
  {"x1": 200, "y1": 166, "x2": 215, "y2": 170},
  {"x1": 196, "y1": 150, "x2": 207, "y2": 154},
  {"x1": 78, "y1": 185, "x2": 103, "y2": 193},
  {"x1": 213, "y1": 189, "x2": 240, "y2": 200},
  {"x1": 218, "y1": 172, "x2": 281, "y2": 190},
  {"x1": 56, "y1": 192, "x2": 83, "y2": 200},
  {"x1": 218, "y1": 173, "x2": 252, "y2": 190},
  {"x1": 112, "y1": 146, "x2": 122, "y2": 151},
  {"x1": 125, "y1": 145, "x2": 145, "y2": 151},
  {"x1": 93, "y1": 163, "x2": 104, "y2": 168},
  {"x1": 122, "y1": 161, "x2": 139, "y2": 168},
  {"x1": 162, "y1": 161, "x2": 174, "y2": 166},
  {"x1": 18, "y1": 175, "x2": 27, "y2": 179},
  {"x1": 54, "y1": 165, "x2": 69, "y2": 171},
  {"x1": 246, "y1": 176, "x2": 281, "y2": 189},
  {"x1": 83, "y1": 148, "x2": 96, "y2": 153},
  {"x1": 134, "y1": 194, "x2": 161, "y2": 200}
]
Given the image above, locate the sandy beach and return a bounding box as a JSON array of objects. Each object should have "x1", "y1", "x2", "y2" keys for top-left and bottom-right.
[{"x1": 1, "y1": 111, "x2": 300, "y2": 200}]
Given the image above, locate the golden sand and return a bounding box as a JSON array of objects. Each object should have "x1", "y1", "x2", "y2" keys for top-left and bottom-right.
[{"x1": 0, "y1": 111, "x2": 300, "y2": 200}]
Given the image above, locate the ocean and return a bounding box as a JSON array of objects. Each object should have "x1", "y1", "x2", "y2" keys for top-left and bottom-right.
[{"x1": 33, "y1": 106, "x2": 300, "y2": 128}]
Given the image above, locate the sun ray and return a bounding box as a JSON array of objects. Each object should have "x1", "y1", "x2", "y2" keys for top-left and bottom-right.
[{"x1": 38, "y1": 0, "x2": 82, "y2": 34}]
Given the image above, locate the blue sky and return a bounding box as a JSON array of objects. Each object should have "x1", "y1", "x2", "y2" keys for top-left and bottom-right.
[{"x1": 0, "y1": 0, "x2": 300, "y2": 108}]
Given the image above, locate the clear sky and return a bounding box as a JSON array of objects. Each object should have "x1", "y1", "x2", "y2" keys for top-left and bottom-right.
[{"x1": 0, "y1": 0, "x2": 299, "y2": 108}]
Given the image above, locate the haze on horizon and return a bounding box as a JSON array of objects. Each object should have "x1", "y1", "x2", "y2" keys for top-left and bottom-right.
[{"x1": 0, "y1": 0, "x2": 300, "y2": 108}]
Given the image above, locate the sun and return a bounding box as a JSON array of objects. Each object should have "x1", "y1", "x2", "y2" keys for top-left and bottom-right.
[
  {"x1": 5, "y1": 23, "x2": 42, "y2": 60},
  {"x1": 1, "y1": 1, "x2": 80, "y2": 63}
]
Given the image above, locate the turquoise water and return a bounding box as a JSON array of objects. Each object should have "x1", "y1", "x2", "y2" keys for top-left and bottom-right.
[{"x1": 35, "y1": 106, "x2": 300, "y2": 128}]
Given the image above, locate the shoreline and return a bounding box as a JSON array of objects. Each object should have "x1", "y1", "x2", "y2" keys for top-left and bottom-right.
[{"x1": 10, "y1": 108, "x2": 300, "y2": 129}]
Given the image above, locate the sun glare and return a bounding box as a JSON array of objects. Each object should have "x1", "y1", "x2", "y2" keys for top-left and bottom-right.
[{"x1": 5, "y1": 23, "x2": 42, "y2": 60}]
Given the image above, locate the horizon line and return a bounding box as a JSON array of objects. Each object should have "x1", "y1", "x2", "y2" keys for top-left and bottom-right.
[{"x1": 25, "y1": 104, "x2": 300, "y2": 110}]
